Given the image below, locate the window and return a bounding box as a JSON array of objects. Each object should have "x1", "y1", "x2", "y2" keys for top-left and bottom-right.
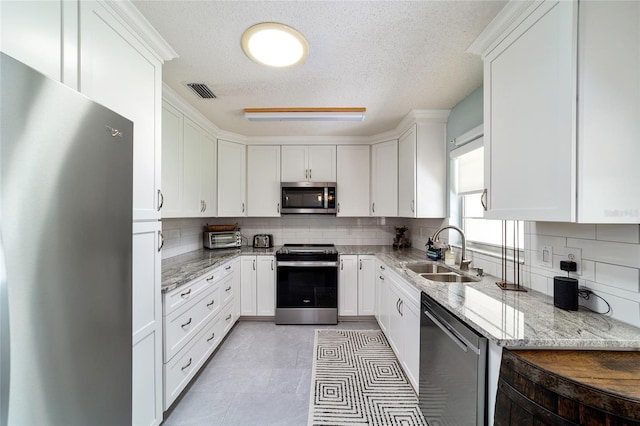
[{"x1": 451, "y1": 136, "x2": 523, "y2": 251}]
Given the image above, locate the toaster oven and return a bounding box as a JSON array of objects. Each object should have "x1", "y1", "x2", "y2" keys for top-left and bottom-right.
[{"x1": 203, "y1": 231, "x2": 242, "y2": 249}]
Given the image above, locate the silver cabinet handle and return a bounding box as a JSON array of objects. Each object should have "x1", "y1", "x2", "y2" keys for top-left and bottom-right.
[
  {"x1": 379, "y1": 275, "x2": 384, "y2": 280},
  {"x1": 207, "y1": 332, "x2": 215, "y2": 342},
  {"x1": 180, "y1": 289, "x2": 191, "y2": 298},
  {"x1": 337, "y1": 202, "x2": 340, "y2": 213},
  {"x1": 481, "y1": 188, "x2": 488, "y2": 211},
  {"x1": 372, "y1": 202, "x2": 375, "y2": 213},
  {"x1": 253, "y1": 259, "x2": 256, "y2": 271},
  {"x1": 181, "y1": 318, "x2": 192, "y2": 328},
  {"x1": 204, "y1": 200, "x2": 207, "y2": 212},
  {"x1": 207, "y1": 300, "x2": 215, "y2": 307},
  {"x1": 396, "y1": 299, "x2": 400, "y2": 313},
  {"x1": 242, "y1": 202, "x2": 245, "y2": 213},
  {"x1": 225, "y1": 265, "x2": 231, "y2": 271},
  {"x1": 181, "y1": 358, "x2": 192, "y2": 371},
  {"x1": 206, "y1": 275, "x2": 215, "y2": 282},
  {"x1": 200, "y1": 200, "x2": 203, "y2": 212},
  {"x1": 340, "y1": 259, "x2": 343, "y2": 270},
  {"x1": 399, "y1": 300, "x2": 403, "y2": 316},
  {"x1": 380, "y1": 265, "x2": 385, "y2": 271},
  {"x1": 157, "y1": 189, "x2": 164, "y2": 211},
  {"x1": 411, "y1": 200, "x2": 415, "y2": 213},
  {"x1": 226, "y1": 314, "x2": 232, "y2": 321},
  {"x1": 359, "y1": 259, "x2": 362, "y2": 270},
  {"x1": 225, "y1": 286, "x2": 231, "y2": 292},
  {"x1": 305, "y1": 169, "x2": 308, "y2": 179},
  {"x1": 309, "y1": 168, "x2": 312, "y2": 180},
  {"x1": 271, "y1": 259, "x2": 274, "y2": 271},
  {"x1": 277, "y1": 203, "x2": 280, "y2": 213},
  {"x1": 158, "y1": 230, "x2": 164, "y2": 252}
]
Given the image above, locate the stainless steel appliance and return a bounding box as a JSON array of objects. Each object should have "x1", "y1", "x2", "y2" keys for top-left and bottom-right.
[
  {"x1": 275, "y1": 244, "x2": 338, "y2": 324},
  {"x1": 280, "y1": 182, "x2": 337, "y2": 214},
  {"x1": 419, "y1": 292, "x2": 487, "y2": 425},
  {"x1": 0, "y1": 53, "x2": 132, "y2": 426},
  {"x1": 204, "y1": 230, "x2": 242, "y2": 249},
  {"x1": 253, "y1": 234, "x2": 273, "y2": 248}
]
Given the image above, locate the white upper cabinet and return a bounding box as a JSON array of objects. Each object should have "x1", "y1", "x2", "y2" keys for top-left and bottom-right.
[
  {"x1": 281, "y1": 145, "x2": 336, "y2": 182},
  {"x1": 397, "y1": 121, "x2": 447, "y2": 218},
  {"x1": 336, "y1": 145, "x2": 370, "y2": 216},
  {"x1": 218, "y1": 140, "x2": 246, "y2": 217},
  {"x1": 476, "y1": 0, "x2": 639, "y2": 223},
  {"x1": 161, "y1": 102, "x2": 217, "y2": 218},
  {"x1": 0, "y1": 0, "x2": 63, "y2": 83},
  {"x1": 371, "y1": 140, "x2": 398, "y2": 217},
  {"x1": 80, "y1": 0, "x2": 164, "y2": 221},
  {"x1": 247, "y1": 146, "x2": 281, "y2": 217}
]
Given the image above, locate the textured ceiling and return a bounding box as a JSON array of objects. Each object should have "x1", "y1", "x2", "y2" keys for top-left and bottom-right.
[{"x1": 133, "y1": 0, "x2": 506, "y2": 137}]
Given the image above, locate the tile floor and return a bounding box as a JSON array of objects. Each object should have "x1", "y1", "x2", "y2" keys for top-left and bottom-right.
[{"x1": 162, "y1": 319, "x2": 379, "y2": 426}]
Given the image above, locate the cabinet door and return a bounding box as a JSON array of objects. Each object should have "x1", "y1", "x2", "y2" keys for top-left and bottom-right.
[
  {"x1": 415, "y1": 122, "x2": 447, "y2": 218},
  {"x1": 0, "y1": 0, "x2": 63, "y2": 83},
  {"x1": 398, "y1": 125, "x2": 417, "y2": 218},
  {"x1": 200, "y1": 132, "x2": 217, "y2": 217},
  {"x1": 387, "y1": 283, "x2": 403, "y2": 356},
  {"x1": 240, "y1": 256, "x2": 256, "y2": 315},
  {"x1": 281, "y1": 146, "x2": 308, "y2": 181},
  {"x1": 357, "y1": 255, "x2": 375, "y2": 316},
  {"x1": 132, "y1": 222, "x2": 162, "y2": 426},
  {"x1": 308, "y1": 145, "x2": 337, "y2": 182},
  {"x1": 256, "y1": 256, "x2": 276, "y2": 316},
  {"x1": 402, "y1": 299, "x2": 421, "y2": 391},
  {"x1": 578, "y1": 1, "x2": 640, "y2": 223},
  {"x1": 371, "y1": 140, "x2": 398, "y2": 217},
  {"x1": 247, "y1": 146, "x2": 281, "y2": 217},
  {"x1": 337, "y1": 146, "x2": 370, "y2": 217},
  {"x1": 338, "y1": 255, "x2": 358, "y2": 316},
  {"x1": 218, "y1": 140, "x2": 246, "y2": 217},
  {"x1": 484, "y1": 1, "x2": 576, "y2": 221},
  {"x1": 80, "y1": 0, "x2": 162, "y2": 221},
  {"x1": 160, "y1": 103, "x2": 183, "y2": 218},
  {"x1": 182, "y1": 117, "x2": 202, "y2": 216}
]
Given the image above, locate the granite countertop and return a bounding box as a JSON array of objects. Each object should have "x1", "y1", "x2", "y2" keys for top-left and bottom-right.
[{"x1": 161, "y1": 245, "x2": 640, "y2": 349}]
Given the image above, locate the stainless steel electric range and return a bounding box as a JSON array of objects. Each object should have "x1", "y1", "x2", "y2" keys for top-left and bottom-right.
[{"x1": 275, "y1": 244, "x2": 338, "y2": 325}]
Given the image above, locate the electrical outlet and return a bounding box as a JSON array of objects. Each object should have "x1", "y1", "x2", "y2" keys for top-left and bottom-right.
[{"x1": 541, "y1": 246, "x2": 553, "y2": 267}]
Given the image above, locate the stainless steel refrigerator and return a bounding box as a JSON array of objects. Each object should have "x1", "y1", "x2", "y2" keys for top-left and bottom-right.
[{"x1": 0, "y1": 53, "x2": 133, "y2": 425}]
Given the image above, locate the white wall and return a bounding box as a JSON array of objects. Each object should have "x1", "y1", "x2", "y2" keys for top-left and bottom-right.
[{"x1": 162, "y1": 216, "x2": 410, "y2": 259}]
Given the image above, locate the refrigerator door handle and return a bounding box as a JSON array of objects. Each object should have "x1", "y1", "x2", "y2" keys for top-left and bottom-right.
[{"x1": 0, "y1": 232, "x2": 10, "y2": 426}]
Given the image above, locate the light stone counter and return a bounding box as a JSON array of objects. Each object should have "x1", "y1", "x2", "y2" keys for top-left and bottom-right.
[
  {"x1": 161, "y1": 246, "x2": 279, "y2": 292},
  {"x1": 162, "y1": 245, "x2": 640, "y2": 348}
]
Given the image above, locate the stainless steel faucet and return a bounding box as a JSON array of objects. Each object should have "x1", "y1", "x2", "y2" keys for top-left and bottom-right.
[{"x1": 432, "y1": 225, "x2": 471, "y2": 271}]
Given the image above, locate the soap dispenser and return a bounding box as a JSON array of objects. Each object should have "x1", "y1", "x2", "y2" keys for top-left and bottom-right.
[{"x1": 444, "y1": 247, "x2": 455, "y2": 266}]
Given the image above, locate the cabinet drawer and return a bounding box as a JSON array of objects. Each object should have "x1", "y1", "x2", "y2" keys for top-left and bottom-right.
[
  {"x1": 164, "y1": 267, "x2": 220, "y2": 315},
  {"x1": 163, "y1": 315, "x2": 219, "y2": 409},
  {"x1": 221, "y1": 303, "x2": 234, "y2": 336},
  {"x1": 164, "y1": 285, "x2": 221, "y2": 361},
  {"x1": 220, "y1": 275, "x2": 234, "y2": 306}
]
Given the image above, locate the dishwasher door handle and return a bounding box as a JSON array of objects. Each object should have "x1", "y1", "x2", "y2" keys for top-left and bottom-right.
[{"x1": 423, "y1": 308, "x2": 478, "y2": 354}]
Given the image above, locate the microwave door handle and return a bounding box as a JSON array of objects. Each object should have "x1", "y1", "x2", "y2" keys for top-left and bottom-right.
[{"x1": 324, "y1": 187, "x2": 328, "y2": 209}]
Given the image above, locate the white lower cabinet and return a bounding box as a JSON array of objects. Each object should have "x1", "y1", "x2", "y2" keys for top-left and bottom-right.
[
  {"x1": 339, "y1": 255, "x2": 376, "y2": 316},
  {"x1": 376, "y1": 261, "x2": 421, "y2": 392},
  {"x1": 162, "y1": 258, "x2": 238, "y2": 410},
  {"x1": 240, "y1": 255, "x2": 276, "y2": 316}
]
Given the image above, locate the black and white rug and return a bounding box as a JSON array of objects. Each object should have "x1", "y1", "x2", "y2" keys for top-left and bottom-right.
[{"x1": 308, "y1": 329, "x2": 427, "y2": 426}]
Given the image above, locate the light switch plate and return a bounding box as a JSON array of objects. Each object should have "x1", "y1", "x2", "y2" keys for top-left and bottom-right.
[{"x1": 541, "y1": 246, "x2": 553, "y2": 267}]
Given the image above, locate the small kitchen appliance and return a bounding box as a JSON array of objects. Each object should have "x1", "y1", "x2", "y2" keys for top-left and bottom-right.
[
  {"x1": 253, "y1": 234, "x2": 273, "y2": 248},
  {"x1": 280, "y1": 182, "x2": 337, "y2": 214},
  {"x1": 553, "y1": 276, "x2": 579, "y2": 311},
  {"x1": 204, "y1": 230, "x2": 242, "y2": 249}
]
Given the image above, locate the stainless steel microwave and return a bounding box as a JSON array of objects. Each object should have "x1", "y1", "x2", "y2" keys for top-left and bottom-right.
[{"x1": 280, "y1": 182, "x2": 337, "y2": 214}]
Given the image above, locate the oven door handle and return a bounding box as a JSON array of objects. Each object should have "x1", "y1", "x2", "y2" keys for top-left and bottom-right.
[
  {"x1": 423, "y1": 307, "x2": 478, "y2": 354},
  {"x1": 277, "y1": 261, "x2": 338, "y2": 267}
]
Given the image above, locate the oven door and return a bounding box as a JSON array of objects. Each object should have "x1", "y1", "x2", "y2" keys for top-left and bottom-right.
[{"x1": 276, "y1": 261, "x2": 338, "y2": 308}]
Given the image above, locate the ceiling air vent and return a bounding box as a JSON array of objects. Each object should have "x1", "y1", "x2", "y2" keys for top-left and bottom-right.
[{"x1": 186, "y1": 83, "x2": 217, "y2": 99}]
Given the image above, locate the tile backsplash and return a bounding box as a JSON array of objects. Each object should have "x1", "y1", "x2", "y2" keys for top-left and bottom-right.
[{"x1": 161, "y1": 216, "x2": 413, "y2": 259}]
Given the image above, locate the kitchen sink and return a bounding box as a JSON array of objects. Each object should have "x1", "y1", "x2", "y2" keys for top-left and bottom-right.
[
  {"x1": 406, "y1": 263, "x2": 453, "y2": 274},
  {"x1": 419, "y1": 273, "x2": 479, "y2": 283}
]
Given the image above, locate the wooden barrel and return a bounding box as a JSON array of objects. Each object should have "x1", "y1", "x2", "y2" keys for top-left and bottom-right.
[{"x1": 495, "y1": 349, "x2": 640, "y2": 425}]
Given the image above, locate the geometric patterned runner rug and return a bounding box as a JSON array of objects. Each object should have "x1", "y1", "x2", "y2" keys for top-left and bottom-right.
[{"x1": 308, "y1": 329, "x2": 427, "y2": 426}]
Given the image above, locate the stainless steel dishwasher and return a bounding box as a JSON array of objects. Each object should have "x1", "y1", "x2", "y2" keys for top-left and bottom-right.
[{"x1": 419, "y1": 292, "x2": 487, "y2": 425}]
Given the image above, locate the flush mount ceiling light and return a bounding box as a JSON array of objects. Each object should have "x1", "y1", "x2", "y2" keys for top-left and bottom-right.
[
  {"x1": 241, "y1": 22, "x2": 309, "y2": 68},
  {"x1": 244, "y1": 107, "x2": 366, "y2": 122}
]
